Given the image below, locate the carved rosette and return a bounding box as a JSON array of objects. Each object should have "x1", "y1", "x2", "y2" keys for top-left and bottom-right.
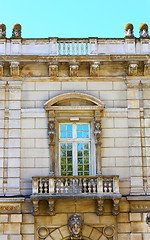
[
  {"x1": 0, "y1": 62, "x2": 4, "y2": 77},
  {"x1": 48, "y1": 121, "x2": 55, "y2": 144},
  {"x1": 10, "y1": 62, "x2": 20, "y2": 77},
  {"x1": 128, "y1": 63, "x2": 138, "y2": 76},
  {"x1": 96, "y1": 199, "x2": 104, "y2": 215},
  {"x1": 70, "y1": 64, "x2": 79, "y2": 77},
  {"x1": 94, "y1": 121, "x2": 102, "y2": 144},
  {"x1": 68, "y1": 214, "x2": 83, "y2": 239},
  {"x1": 90, "y1": 62, "x2": 100, "y2": 77},
  {"x1": 49, "y1": 63, "x2": 58, "y2": 77},
  {"x1": 112, "y1": 199, "x2": 120, "y2": 216}
]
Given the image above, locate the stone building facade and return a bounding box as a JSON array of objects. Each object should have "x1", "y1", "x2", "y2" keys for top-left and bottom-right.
[{"x1": 0, "y1": 23, "x2": 150, "y2": 240}]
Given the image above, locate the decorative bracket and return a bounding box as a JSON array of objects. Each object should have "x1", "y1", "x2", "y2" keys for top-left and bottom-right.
[
  {"x1": 10, "y1": 62, "x2": 20, "y2": 77},
  {"x1": 48, "y1": 200, "x2": 55, "y2": 215},
  {"x1": 112, "y1": 199, "x2": 120, "y2": 216},
  {"x1": 0, "y1": 62, "x2": 4, "y2": 77},
  {"x1": 128, "y1": 63, "x2": 139, "y2": 76},
  {"x1": 48, "y1": 121, "x2": 55, "y2": 144},
  {"x1": 49, "y1": 63, "x2": 58, "y2": 77},
  {"x1": 94, "y1": 121, "x2": 102, "y2": 144},
  {"x1": 96, "y1": 199, "x2": 104, "y2": 215},
  {"x1": 144, "y1": 61, "x2": 150, "y2": 75},
  {"x1": 70, "y1": 63, "x2": 79, "y2": 77},
  {"x1": 90, "y1": 62, "x2": 100, "y2": 77},
  {"x1": 32, "y1": 200, "x2": 39, "y2": 216}
]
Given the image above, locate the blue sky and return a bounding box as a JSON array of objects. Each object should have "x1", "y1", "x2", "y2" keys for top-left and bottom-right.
[{"x1": 2, "y1": 0, "x2": 150, "y2": 38}]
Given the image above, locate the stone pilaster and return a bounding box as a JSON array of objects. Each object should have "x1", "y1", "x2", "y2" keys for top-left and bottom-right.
[
  {"x1": 126, "y1": 78, "x2": 145, "y2": 195},
  {"x1": 6, "y1": 81, "x2": 22, "y2": 195}
]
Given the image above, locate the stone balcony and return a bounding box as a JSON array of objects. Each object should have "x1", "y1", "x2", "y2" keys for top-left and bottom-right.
[
  {"x1": 31, "y1": 175, "x2": 121, "y2": 216},
  {"x1": 31, "y1": 175, "x2": 121, "y2": 198}
]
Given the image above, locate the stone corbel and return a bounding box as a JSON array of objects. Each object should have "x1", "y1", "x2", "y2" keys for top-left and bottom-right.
[
  {"x1": 32, "y1": 200, "x2": 39, "y2": 215},
  {"x1": 10, "y1": 62, "x2": 20, "y2": 77},
  {"x1": 96, "y1": 199, "x2": 104, "y2": 215},
  {"x1": 69, "y1": 63, "x2": 79, "y2": 77},
  {"x1": 112, "y1": 199, "x2": 120, "y2": 216},
  {"x1": 48, "y1": 200, "x2": 55, "y2": 215},
  {"x1": 49, "y1": 62, "x2": 58, "y2": 77},
  {"x1": 128, "y1": 62, "x2": 139, "y2": 76},
  {"x1": 90, "y1": 62, "x2": 100, "y2": 77},
  {"x1": 0, "y1": 62, "x2": 4, "y2": 77}
]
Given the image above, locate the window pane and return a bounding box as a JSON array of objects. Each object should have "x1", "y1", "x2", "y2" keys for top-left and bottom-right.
[
  {"x1": 60, "y1": 143, "x2": 73, "y2": 176},
  {"x1": 60, "y1": 124, "x2": 72, "y2": 138},
  {"x1": 77, "y1": 143, "x2": 89, "y2": 176},
  {"x1": 77, "y1": 124, "x2": 89, "y2": 138}
]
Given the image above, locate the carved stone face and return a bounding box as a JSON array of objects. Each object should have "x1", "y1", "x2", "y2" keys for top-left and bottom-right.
[{"x1": 68, "y1": 214, "x2": 83, "y2": 238}]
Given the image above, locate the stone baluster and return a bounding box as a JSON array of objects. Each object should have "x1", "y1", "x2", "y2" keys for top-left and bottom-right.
[
  {"x1": 44, "y1": 180, "x2": 48, "y2": 194},
  {"x1": 60, "y1": 180, "x2": 64, "y2": 193},
  {"x1": 83, "y1": 178, "x2": 87, "y2": 193},
  {"x1": 81, "y1": 42, "x2": 84, "y2": 55},
  {"x1": 56, "y1": 180, "x2": 59, "y2": 193},
  {"x1": 63, "y1": 42, "x2": 66, "y2": 55},
  {"x1": 65, "y1": 178, "x2": 68, "y2": 193},
  {"x1": 88, "y1": 179, "x2": 91, "y2": 193},
  {"x1": 72, "y1": 41, "x2": 75, "y2": 55},
  {"x1": 76, "y1": 42, "x2": 79, "y2": 55},
  {"x1": 67, "y1": 43, "x2": 70, "y2": 55},
  {"x1": 93, "y1": 179, "x2": 96, "y2": 193}
]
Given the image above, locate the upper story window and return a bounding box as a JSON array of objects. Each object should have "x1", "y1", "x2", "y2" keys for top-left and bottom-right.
[
  {"x1": 44, "y1": 92, "x2": 104, "y2": 176},
  {"x1": 59, "y1": 123, "x2": 90, "y2": 176}
]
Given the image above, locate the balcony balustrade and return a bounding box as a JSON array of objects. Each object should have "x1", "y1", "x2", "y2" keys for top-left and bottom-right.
[{"x1": 32, "y1": 175, "x2": 121, "y2": 198}]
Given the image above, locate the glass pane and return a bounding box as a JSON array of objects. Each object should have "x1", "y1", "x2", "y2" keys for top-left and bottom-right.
[
  {"x1": 77, "y1": 124, "x2": 89, "y2": 138},
  {"x1": 60, "y1": 124, "x2": 72, "y2": 138},
  {"x1": 77, "y1": 143, "x2": 89, "y2": 176},
  {"x1": 60, "y1": 143, "x2": 73, "y2": 176}
]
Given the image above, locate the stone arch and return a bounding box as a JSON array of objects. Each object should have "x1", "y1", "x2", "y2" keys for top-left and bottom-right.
[
  {"x1": 44, "y1": 92, "x2": 104, "y2": 110},
  {"x1": 43, "y1": 225, "x2": 112, "y2": 240}
]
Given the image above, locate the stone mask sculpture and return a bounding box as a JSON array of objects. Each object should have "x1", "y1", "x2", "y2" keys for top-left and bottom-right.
[{"x1": 68, "y1": 214, "x2": 83, "y2": 239}]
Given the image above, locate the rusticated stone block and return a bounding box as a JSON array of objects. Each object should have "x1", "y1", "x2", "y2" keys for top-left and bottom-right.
[
  {"x1": 131, "y1": 233, "x2": 142, "y2": 240},
  {"x1": 130, "y1": 213, "x2": 142, "y2": 222}
]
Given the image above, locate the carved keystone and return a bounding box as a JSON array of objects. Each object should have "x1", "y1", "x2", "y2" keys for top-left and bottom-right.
[{"x1": 68, "y1": 214, "x2": 83, "y2": 239}]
